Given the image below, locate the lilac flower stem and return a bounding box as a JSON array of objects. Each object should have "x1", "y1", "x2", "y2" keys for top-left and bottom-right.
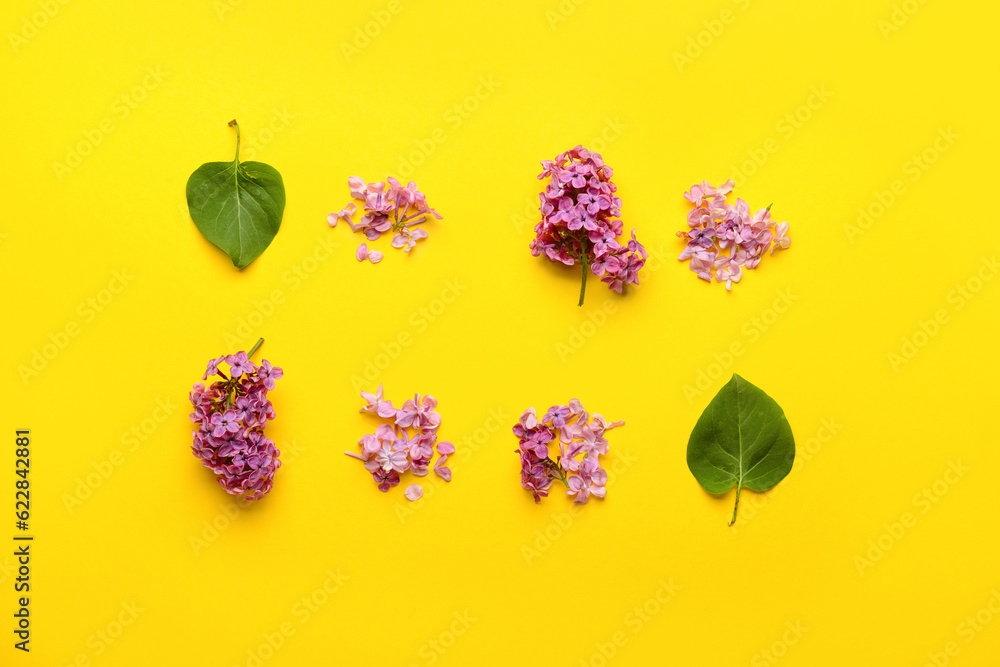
[
  {"x1": 544, "y1": 457, "x2": 569, "y2": 487},
  {"x1": 729, "y1": 484, "x2": 742, "y2": 526},
  {"x1": 248, "y1": 337, "x2": 264, "y2": 359},
  {"x1": 578, "y1": 258, "x2": 588, "y2": 307}
]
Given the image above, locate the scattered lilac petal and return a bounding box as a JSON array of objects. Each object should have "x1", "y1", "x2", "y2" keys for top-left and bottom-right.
[
  {"x1": 348, "y1": 387, "x2": 451, "y2": 493},
  {"x1": 329, "y1": 176, "x2": 441, "y2": 263},
  {"x1": 679, "y1": 182, "x2": 789, "y2": 286}
]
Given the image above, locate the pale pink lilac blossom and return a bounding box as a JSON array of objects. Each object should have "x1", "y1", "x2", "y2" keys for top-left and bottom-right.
[
  {"x1": 513, "y1": 400, "x2": 623, "y2": 504},
  {"x1": 360, "y1": 384, "x2": 397, "y2": 418},
  {"x1": 345, "y1": 387, "x2": 453, "y2": 498},
  {"x1": 329, "y1": 202, "x2": 356, "y2": 227},
  {"x1": 678, "y1": 180, "x2": 791, "y2": 290},
  {"x1": 330, "y1": 176, "x2": 441, "y2": 263},
  {"x1": 189, "y1": 342, "x2": 282, "y2": 500},
  {"x1": 531, "y1": 146, "x2": 647, "y2": 306}
]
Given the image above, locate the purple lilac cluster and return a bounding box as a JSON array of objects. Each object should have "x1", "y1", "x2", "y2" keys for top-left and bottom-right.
[
  {"x1": 531, "y1": 146, "x2": 647, "y2": 305},
  {"x1": 189, "y1": 348, "x2": 284, "y2": 500},
  {"x1": 329, "y1": 177, "x2": 442, "y2": 263},
  {"x1": 678, "y1": 180, "x2": 791, "y2": 290},
  {"x1": 514, "y1": 399, "x2": 624, "y2": 504},
  {"x1": 345, "y1": 385, "x2": 454, "y2": 497}
]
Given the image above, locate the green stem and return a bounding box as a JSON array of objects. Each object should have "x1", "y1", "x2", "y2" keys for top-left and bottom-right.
[
  {"x1": 228, "y1": 119, "x2": 240, "y2": 162},
  {"x1": 248, "y1": 337, "x2": 264, "y2": 359},
  {"x1": 729, "y1": 484, "x2": 742, "y2": 526},
  {"x1": 578, "y1": 258, "x2": 588, "y2": 307},
  {"x1": 544, "y1": 457, "x2": 569, "y2": 487}
]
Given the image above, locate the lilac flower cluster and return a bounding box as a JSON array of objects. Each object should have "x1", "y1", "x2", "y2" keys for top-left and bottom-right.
[
  {"x1": 329, "y1": 176, "x2": 442, "y2": 263},
  {"x1": 678, "y1": 180, "x2": 791, "y2": 290},
  {"x1": 531, "y1": 146, "x2": 647, "y2": 305},
  {"x1": 189, "y1": 344, "x2": 284, "y2": 500},
  {"x1": 345, "y1": 385, "x2": 454, "y2": 498},
  {"x1": 514, "y1": 399, "x2": 624, "y2": 504}
]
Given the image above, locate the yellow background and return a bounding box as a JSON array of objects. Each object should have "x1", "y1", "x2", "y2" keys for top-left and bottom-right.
[{"x1": 2, "y1": 0, "x2": 998, "y2": 664}]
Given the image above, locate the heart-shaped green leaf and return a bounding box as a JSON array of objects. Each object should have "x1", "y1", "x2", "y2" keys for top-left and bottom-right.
[
  {"x1": 686, "y1": 374, "x2": 795, "y2": 525},
  {"x1": 186, "y1": 120, "x2": 285, "y2": 269}
]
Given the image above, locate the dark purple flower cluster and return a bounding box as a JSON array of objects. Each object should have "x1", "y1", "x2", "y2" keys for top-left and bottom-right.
[
  {"x1": 530, "y1": 146, "x2": 648, "y2": 305},
  {"x1": 514, "y1": 411, "x2": 556, "y2": 503},
  {"x1": 189, "y1": 346, "x2": 283, "y2": 500}
]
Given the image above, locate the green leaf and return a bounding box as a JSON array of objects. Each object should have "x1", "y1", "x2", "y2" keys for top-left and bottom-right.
[
  {"x1": 686, "y1": 374, "x2": 795, "y2": 525},
  {"x1": 186, "y1": 120, "x2": 285, "y2": 269}
]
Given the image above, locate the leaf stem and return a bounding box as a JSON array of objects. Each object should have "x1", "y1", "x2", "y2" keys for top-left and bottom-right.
[
  {"x1": 578, "y1": 257, "x2": 588, "y2": 307},
  {"x1": 228, "y1": 119, "x2": 240, "y2": 162},
  {"x1": 729, "y1": 484, "x2": 742, "y2": 526},
  {"x1": 248, "y1": 337, "x2": 264, "y2": 359}
]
